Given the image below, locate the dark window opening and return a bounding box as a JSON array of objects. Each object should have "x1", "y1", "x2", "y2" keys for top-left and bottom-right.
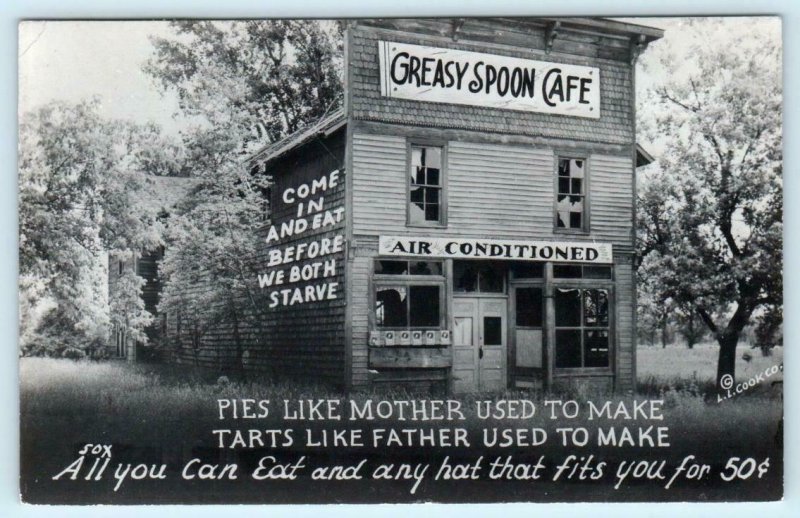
[
  {"x1": 516, "y1": 287, "x2": 543, "y2": 327},
  {"x1": 374, "y1": 259, "x2": 444, "y2": 331},
  {"x1": 510, "y1": 262, "x2": 544, "y2": 279},
  {"x1": 554, "y1": 287, "x2": 610, "y2": 368}
]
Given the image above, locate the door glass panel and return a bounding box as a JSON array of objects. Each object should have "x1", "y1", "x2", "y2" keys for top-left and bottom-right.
[
  {"x1": 484, "y1": 317, "x2": 502, "y2": 346},
  {"x1": 584, "y1": 289, "x2": 609, "y2": 326}
]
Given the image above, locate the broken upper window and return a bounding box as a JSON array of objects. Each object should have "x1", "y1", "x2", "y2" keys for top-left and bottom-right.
[
  {"x1": 409, "y1": 145, "x2": 444, "y2": 226},
  {"x1": 556, "y1": 157, "x2": 586, "y2": 230}
]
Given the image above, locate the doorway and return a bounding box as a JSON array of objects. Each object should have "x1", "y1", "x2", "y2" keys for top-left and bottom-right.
[{"x1": 451, "y1": 297, "x2": 506, "y2": 392}]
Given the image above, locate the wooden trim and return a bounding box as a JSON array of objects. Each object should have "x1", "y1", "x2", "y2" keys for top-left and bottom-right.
[
  {"x1": 630, "y1": 43, "x2": 639, "y2": 396},
  {"x1": 370, "y1": 347, "x2": 452, "y2": 369},
  {"x1": 544, "y1": 262, "x2": 555, "y2": 391},
  {"x1": 354, "y1": 23, "x2": 641, "y2": 66},
  {"x1": 405, "y1": 138, "x2": 448, "y2": 228},
  {"x1": 552, "y1": 153, "x2": 591, "y2": 234},
  {"x1": 343, "y1": 24, "x2": 355, "y2": 391},
  {"x1": 551, "y1": 283, "x2": 615, "y2": 376}
]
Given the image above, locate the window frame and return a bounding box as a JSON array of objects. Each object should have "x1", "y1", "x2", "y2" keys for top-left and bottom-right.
[
  {"x1": 552, "y1": 279, "x2": 614, "y2": 374},
  {"x1": 553, "y1": 154, "x2": 591, "y2": 234},
  {"x1": 372, "y1": 259, "x2": 447, "y2": 331},
  {"x1": 406, "y1": 139, "x2": 448, "y2": 228}
]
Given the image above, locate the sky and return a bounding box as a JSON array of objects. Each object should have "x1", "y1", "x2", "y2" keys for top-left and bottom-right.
[{"x1": 17, "y1": 17, "x2": 782, "y2": 151}]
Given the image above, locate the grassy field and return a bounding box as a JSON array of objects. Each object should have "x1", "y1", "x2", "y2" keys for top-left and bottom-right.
[
  {"x1": 19, "y1": 356, "x2": 783, "y2": 503},
  {"x1": 637, "y1": 342, "x2": 783, "y2": 395}
]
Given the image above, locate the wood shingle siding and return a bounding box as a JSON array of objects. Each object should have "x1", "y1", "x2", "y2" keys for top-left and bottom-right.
[
  {"x1": 349, "y1": 22, "x2": 635, "y2": 146},
  {"x1": 166, "y1": 132, "x2": 348, "y2": 387}
]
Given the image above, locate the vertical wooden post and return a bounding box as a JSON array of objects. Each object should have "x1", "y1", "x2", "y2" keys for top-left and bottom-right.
[{"x1": 544, "y1": 262, "x2": 555, "y2": 391}]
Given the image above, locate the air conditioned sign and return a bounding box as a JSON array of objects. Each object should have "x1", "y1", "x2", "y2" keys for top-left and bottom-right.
[
  {"x1": 378, "y1": 41, "x2": 600, "y2": 119},
  {"x1": 379, "y1": 236, "x2": 613, "y2": 264}
]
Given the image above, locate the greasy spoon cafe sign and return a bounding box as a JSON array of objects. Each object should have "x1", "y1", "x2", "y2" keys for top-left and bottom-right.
[
  {"x1": 378, "y1": 41, "x2": 600, "y2": 118},
  {"x1": 379, "y1": 236, "x2": 613, "y2": 264}
]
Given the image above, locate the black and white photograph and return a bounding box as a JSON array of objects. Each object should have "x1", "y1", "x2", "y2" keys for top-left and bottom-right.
[{"x1": 17, "y1": 14, "x2": 784, "y2": 504}]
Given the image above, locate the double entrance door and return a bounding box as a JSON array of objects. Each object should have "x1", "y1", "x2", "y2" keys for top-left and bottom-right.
[{"x1": 452, "y1": 297, "x2": 506, "y2": 392}]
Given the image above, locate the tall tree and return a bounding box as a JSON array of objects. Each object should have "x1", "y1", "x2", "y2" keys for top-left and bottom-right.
[
  {"x1": 636, "y1": 19, "x2": 782, "y2": 387},
  {"x1": 18, "y1": 99, "x2": 181, "y2": 355},
  {"x1": 145, "y1": 21, "x2": 343, "y2": 373}
]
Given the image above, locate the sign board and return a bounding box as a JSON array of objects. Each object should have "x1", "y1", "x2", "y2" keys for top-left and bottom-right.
[
  {"x1": 378, "y1": 41, "x2": 600, "y2": 118},
  {"x1": 379, "y1": 236, "x2": 613, "y2": 264}
]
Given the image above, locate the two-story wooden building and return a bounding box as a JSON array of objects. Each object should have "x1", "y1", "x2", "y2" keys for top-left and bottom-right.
[{"x1": 246, "y1": 17, "x2": 661, "y2": 393}]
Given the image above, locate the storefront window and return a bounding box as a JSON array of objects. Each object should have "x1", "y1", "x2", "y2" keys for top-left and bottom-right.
[
  {"x1": 555, "y1": 287, "x2": 610, "y2": 368},
  {"x1": 555, "y1": 157, "x2": 586, "y2": 230},
  {"x1": 409, "y1": 145, "x2": 444, "y2": 225},
  {"x1": 374, "y1": 260, "x2": 444, "y2": 329}
]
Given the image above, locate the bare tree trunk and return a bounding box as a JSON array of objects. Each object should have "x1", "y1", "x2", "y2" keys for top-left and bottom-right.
[{"x1": 231, "y1": 305, "x2": 245, "y2": 382}]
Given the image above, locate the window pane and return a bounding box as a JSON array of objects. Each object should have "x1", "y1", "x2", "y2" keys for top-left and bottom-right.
[
  {"x1": 584, "y1": 266, "x2": 612, "y2": 279},
  {"x1": 556, "y1": 329, "x2": 582, "y2": 368},
  {"x1": 413, "y1": 167, "x2": 426, "y2": 185},
  {"x1": 425, "y1": 204, "x2": 439, "y2": 222},
  {"x1": 409, "y1": 286, "x2": 440, "y2": 326},
  {"x1": 425, "y1": 147, "x2": 442, "y2": 169},
  {"x1": 555, "y1": 288, "x2": 581, "y2": 326},
  {"x1": 375, "y1": 260, "x2": 408, "y2": 275},
  {"x1": 554, "y1": 265, "x2": 582, "y2": 278},
  {"x1": 556, "y1": 211, "x2": 568, "y2": 228},
  {"x1": 570, "y1": 159, "x2": 585, "y2": 178},
  {"x1": 558, "y1": 159, "x2": 570, "y2": 176},
  {"x1": 409, "y1": 200, "x2": 426, "y2": 223},
  {"x1": 411, "y1": 147, "x2": 423, "y2": 167},
  {"x1": 584, "y1": 289, "x2": 609, "y2": 326},
  {"x1": 425, "y1": 188, "x2": 439, "y2": 204},
  {"x1": 376, "y1": 287, "x2": 407, "y2": 327},
  {"x1": 479, "y1": 263, "x2": 505, "y2": 293},
  {"x1": 569, "y1": 212, "x2": 582, "y2": 229},
  {"x1": 426, "y1": 168, "x2": 440, "y2": 186},
  {"x1": 516, "y1": 287, "x2": 543, "y2": 327},
  {"x1": 571, "y1": 178, "x2": 582, "y2": 194},
  {"x1": 410, "y1": 186, "x2": 424, "y2": 203},
  {"x1": 454, "y1": 261, "x2": 478, "y2": 292},
  {"x1": 484, "y1": 317, "x2": 502, "y2": 346},
  {"x1": 510, "y1": 262, "x2": 543, "y2": 279},
  {"x1": 558, "y1": 177, "x2": 570, "y2": 193},
  {"x1": 409, "y1": 261, "x2": 442, "y2": 275},
  {"x1": 584, "y1": 330, "x2": 609, "y2": 367}
]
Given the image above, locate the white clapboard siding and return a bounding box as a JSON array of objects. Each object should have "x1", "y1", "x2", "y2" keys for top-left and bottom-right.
[
  {"x1": 352, "y1": 132, "x2": 634, "y2": 246},
  {"x1": 614, "y1": 259, "x2": 635, "y2": 392},
  {"x1": 590, "y1": 154, "x2": 634, "y2": 244}
]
